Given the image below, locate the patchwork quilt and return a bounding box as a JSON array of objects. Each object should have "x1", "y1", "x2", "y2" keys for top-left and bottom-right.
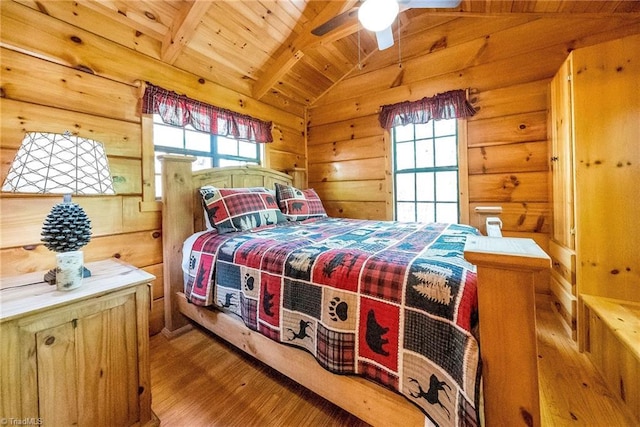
[{"x1": 185, "y1": 217, "x2": 481, "y2": 426}]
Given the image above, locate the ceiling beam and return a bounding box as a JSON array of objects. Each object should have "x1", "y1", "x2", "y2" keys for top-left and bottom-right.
[
  {"x1": 252, "y1": 1, "x2": 359, "y2": 101},
  {"x1": 161, "y1": 0, "x2": 211, "y2": 64}
]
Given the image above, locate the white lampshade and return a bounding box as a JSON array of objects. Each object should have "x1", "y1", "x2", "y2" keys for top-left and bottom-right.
[
  {"x1": 358, "y1": 0, "x2": 399, "y2": 32},
  {"x1": 2, "y1": 132, "x2": 115, "y2": 195}
]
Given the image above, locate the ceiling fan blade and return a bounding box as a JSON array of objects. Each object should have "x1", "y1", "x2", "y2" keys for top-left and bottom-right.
[
  {"x1": 375, "y1": 26, "x2": 395, "y2": 50},
  {"x1": 311, "y1": 7, "x2": 359, "y2": 36},
  {"x1": 399, "y1": 0, "x2": 462, "y2": 8}
]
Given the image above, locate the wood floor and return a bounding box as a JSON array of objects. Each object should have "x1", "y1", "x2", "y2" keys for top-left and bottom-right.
[
  {"x1": 150, "y1": 301, "x2": 636, "y2": 426},
  {"x1": 149, "y1": 324, "x2": 367, "y2": 426}
]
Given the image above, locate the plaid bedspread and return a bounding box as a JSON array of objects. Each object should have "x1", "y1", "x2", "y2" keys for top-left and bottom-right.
[{"x1": 185, "y1": 217, "x2": 480, "y2": 426}]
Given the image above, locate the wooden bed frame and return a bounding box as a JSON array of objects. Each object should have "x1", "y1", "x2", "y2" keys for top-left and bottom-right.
[{"x1": 159, "y1": 155, "x2": 551, "y2": 427}]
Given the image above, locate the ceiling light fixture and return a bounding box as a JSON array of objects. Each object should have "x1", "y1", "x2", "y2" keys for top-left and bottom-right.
[{"x1": 358, "y1": 0, "x2": 399, "y2": 32}]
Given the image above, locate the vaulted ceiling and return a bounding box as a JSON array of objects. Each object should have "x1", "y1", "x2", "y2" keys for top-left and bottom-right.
[{"x1": 15, "y1": 0, "x2": 640, "y2": 117}]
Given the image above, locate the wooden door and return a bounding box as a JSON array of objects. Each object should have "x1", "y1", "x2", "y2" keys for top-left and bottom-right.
[
  {"x1": 549, "y1": 56, "x2": 576, "y2": 250},
  {"x1": 26, "y1": 291, "x2": 141, "y2": 426},
  {"x1": 573, "y1": 34, "x2": 640, "y2": 302},
  {"x1": 36, "y1": 322, "x2": 79, "y2": 426},
  {"x1": 75, "y1": 295, "x2": 140, "y2": 427}
]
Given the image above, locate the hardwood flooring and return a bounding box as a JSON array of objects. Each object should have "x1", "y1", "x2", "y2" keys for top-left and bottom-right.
[
  {"x1": 150, "y1": 301, "x2": 636, "y2": 426},
  {"x1": 536, "y1": 301, "x2": 637, "y2": 426},
  {"x1": 149, "y1": 325, "x2": 367, "y2": 427}
]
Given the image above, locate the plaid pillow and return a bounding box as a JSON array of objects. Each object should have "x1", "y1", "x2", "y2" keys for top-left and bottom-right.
[
  {"x1": 200, "y1": 186, "x2": 286, "y2": 234},
  {"x1": 275, "y1": 183, "x2": 327, "y2": 221}
]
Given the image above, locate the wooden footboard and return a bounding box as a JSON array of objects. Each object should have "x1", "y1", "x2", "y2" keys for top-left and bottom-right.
[
  {"x1": 464, "y1": 237, "x2": 550, "y2": 427},
  {"x1": 159, "y1": 155, "x2": 551, "y2": 427}
]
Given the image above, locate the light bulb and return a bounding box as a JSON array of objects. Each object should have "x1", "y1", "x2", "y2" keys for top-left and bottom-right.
[{"x1": 358, "y1": 0, "x2": 399, "y2": 32}]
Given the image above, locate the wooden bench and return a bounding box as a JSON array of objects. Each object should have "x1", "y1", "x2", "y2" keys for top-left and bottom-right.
[{"x1": 581, "y1": 295, "x2": 640, "y2": 424}]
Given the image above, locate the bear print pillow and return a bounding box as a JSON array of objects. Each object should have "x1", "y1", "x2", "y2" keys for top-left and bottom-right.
[{"x1": 274, "y1": 183, "x2": 327, "y2": 221}]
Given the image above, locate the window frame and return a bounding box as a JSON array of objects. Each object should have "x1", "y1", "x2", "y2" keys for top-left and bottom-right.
[
  {"x1": 387, "y1": 119, "x2": 469, "y2": 224},
  {"x1": 151, "y1": 115, "x2": 262, "y2": 199}
]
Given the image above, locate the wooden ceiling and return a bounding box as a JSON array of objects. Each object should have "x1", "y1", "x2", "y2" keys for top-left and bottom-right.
[{"x1": 15, "y1": 0, "x2": 640, "y2": 116}]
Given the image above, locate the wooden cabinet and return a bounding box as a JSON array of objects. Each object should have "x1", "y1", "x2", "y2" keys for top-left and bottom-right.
[
  {"x1": 1, "y1": 259, "x2": 158, "y2": 427},
  {"x1": 549, "y1": 34, "x2": 640, "y2": 424},
  {"x1": 549, "y1": 33, "x2": 640, "y2": 339}
]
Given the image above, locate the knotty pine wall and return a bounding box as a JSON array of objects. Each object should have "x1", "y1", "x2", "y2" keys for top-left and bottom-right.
[
  {"x1": 0, "y1": 1, "x2": 305, "y2": 335},
  {"x1": 307, "y1": 15, "x2": 640, "y2": 296}
]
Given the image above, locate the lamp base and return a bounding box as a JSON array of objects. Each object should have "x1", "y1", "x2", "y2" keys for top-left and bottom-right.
[{"x1": 44, "y1": 266, "x2": 92, "y2": 286}]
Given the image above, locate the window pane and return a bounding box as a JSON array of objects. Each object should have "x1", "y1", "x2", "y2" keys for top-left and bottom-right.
[
  {"x1": 154, "y1": 150, "x2": 168, "y2": 172},
  {"x1": 217, "y1": 136, "x2": 238, "y2": 155},
  {"x1": 435, "y1": 171, "x2": 458, "y2": 201},
  {"x1": 238, "y1": 140, "x2": 257, "y2": 158},
  {"x1": 396, "y1": 173, "x2": 415, "y2": 201},
  {"x1": 185, "y1": 130, "x2": 210, "y2": 152},
  {"x1": 416, "y1": 172, "x2": 434, "y2": 201},
  {"x1": 154, "y1": 125, "x2": 183, "y2": 149},
  {"x1": 416, "y1": 203, "x2": 435, "y2": 223},
  {"x1": 397, "y1": 202, "x2": 416, "y2": 222},
  {"x1": 415, "y1": 123, "x2": 433, "y2": 139},
  {"x1": 155, "y1": 174, "x2": 162, "y2": 199},
  {"x1": 389, "y1": 117, "x2": 459, "y2": 223},
  {"x1": 435, "y1": 136, "x2": 457, "y2": 167},
  {"x1": 436, "y1": 203, "x2": 458, "y2": 223},
  {"x1": 415, "y1": 139, "x2": 434, "y2": 168},
  {"x1": 193, "y1": 156, "x2": 213, "y2": 171},
  {"x1": 434, "y1": 119, "x2": 456, "y2": 136},
  {"x1": 396, "y1": 141, "x2": 415, "y2": 170},
  {"x1": 154, "y1": 120, "x2": 261, "y2": 200},
  {"x1": 395, "y1": 125, "x2": 414, "y2": 142},
  {"x1": 218, "y1": 158, "x2": 242, "y2": 167}
]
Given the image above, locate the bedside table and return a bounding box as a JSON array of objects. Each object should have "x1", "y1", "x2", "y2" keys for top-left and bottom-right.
[{"x1": 0, "y1": 259, "x2": 159, "y2": 426}]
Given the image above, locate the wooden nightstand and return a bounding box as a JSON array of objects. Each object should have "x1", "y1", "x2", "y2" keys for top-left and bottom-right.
[{"x1": 0, "y1": 259, "x2": 159, "y2": 426}]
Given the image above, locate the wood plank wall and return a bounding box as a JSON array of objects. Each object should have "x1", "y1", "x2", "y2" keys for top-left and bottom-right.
[
  {"x1": 0, "y1": 1, "x2": 305, "y2": 334},
  {"x1": 307, "y1": 15, "x2": 640, "y2": 296}
]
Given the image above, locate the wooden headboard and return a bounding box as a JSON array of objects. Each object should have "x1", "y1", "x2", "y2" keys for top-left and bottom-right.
[{"x1": 158, "y1": 155, "x2": 293, "y2": 334}]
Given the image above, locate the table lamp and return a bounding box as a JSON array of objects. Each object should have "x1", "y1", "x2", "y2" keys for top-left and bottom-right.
[{"x1": 2, "y1": 131, "x2": 115, "y2": 290}]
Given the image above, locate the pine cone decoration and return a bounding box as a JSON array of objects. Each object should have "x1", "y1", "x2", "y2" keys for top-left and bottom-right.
[{"x1": 41, "y1": 202, "x2": 92, "y2": 252}]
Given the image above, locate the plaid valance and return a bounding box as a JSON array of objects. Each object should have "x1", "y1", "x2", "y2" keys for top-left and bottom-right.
[
  {"x1": 378, "y1": 89, "x2": 476, "y2": 129},
  {"x1": 142, "y1": 83, "x2": 273, "y2": 143}
]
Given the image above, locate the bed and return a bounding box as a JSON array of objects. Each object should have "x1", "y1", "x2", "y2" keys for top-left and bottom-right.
[{"x1": 160, "y1": 155, "x2": 550, "y2": 427}]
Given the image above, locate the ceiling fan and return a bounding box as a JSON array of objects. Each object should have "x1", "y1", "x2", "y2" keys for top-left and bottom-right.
[{"x1": 311, "y1": 0, "x2": 462, "y2": 51}]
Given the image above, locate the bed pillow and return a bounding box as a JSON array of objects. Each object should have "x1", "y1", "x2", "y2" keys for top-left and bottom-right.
[
  {"x1": 274, "y1": 182, "x2": 327, "y2": 221},
  {"x1": 200, "y1": 186, "x2": 286, "y2": 234},
  {"x1": 202, "y1": 191, "x2": 265, "y2": 230},
  {"x1": 203, "y1": 208, "x2": 215, "y2": 230}
]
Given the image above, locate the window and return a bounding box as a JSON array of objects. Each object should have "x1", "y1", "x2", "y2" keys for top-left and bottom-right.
[
  {"x1": 153, "y1": 114, "x2": 262, "y2": 198},
  {"x1": 392, "y1": 119, "x2": 459, "y2": 223}
]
